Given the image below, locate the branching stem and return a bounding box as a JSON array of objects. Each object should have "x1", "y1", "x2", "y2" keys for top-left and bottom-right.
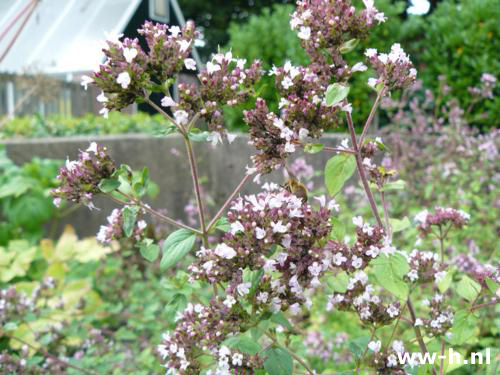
[{"x1": 207, "y1": 173, "x2": 252, "y2": 231}]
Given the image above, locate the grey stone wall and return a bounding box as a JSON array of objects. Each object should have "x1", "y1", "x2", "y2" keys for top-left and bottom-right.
[{"x1": 1, "y1": 134, "x2": 346, "y2": 238}]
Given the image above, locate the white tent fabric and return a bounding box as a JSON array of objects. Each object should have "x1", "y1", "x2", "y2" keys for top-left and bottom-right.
[{"x1": 0, "y1": 0, "x2": 142, "y2": 73}]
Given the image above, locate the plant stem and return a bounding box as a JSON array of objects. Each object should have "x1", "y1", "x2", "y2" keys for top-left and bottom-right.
[
  {"x1": 184, "y1": 136, "x2": 209, "y2": 247},
  {"x1": 438, "y1": 226, "x2": 445, "y2": 265},
  {"x1": 108, "y1": 193, "x2": 201, "y2": 234},
  {"x1": 470, "y1": 300, "x2": 498, "y2": 311},
  {"x1": 144, "y1": 97, "x2": 185, "y2": 136},
  {"x1": 407, "y1": 299, "x2": 437, "y2": 375},
  {"x1": 265, "y1": 332, "x2": 314, "y2": 375},
  {"x1": 380, "y1": 191, "x2": 392, "y2": 242},
  {"x1": 207, "y1": 173, "x2": 252, "y2": 231},
  {"x1": 359, "y1": 88, "x2": 385, "y2": 146},
  {"x1": 357, "y1": 327, "x2": 377, "y2": 375},
  {"x1": 322, "y1": 146, "x2": 356, "y2": 154},
  {"x1": 7, "y1": 334, "x2": 102, "y2": 375},
  {"x1": 346, "y1": 111, "x2": 384, "y2": 228},
  {"x1": 439, "y1": 338, "x2": 446, "y2": 375},
  {"x1": 384, "y1": 302, "x2": 407, "y2": 352}
]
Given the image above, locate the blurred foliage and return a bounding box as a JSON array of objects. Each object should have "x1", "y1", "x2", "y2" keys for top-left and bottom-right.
[
  {"x1": 0, "y1": 146, "x2": 62, "y2": 246},
  {"x1": 0, "y1": 112, "x2": 170, "y2": 139},
  {"x1": 402, "y1": 0, "x2": 500, "y2": 130},
  {"x1": 0, "y1": 224, "x2": 209, "y2": 374},
  {"x1": 180, "y1": 0, "x2": 295, "y2": 59}
]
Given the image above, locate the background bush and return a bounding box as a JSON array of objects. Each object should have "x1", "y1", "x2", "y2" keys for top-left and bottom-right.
[{"x1": 402, "y1": 0, "x2": 500, "y2": 130}]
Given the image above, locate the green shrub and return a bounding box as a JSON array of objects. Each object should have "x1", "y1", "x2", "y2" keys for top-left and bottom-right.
[
  {"x1": 0, "y1": 147, "x2": 62, "y2": 245},
  {"x1": 403, "y1": 0, "x2": 500, "y2": 129}
]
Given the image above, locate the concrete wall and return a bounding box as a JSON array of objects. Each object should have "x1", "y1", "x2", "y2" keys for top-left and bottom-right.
[{"x1": 1, "y1": 133, "x2": 346, "y2": 238}]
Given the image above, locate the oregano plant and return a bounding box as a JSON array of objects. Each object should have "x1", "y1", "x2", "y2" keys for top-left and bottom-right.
[{"x1": 36, "y1": 1, "x2": 499, "y2": 374}]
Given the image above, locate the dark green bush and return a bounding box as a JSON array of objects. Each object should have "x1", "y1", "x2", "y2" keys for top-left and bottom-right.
[{"x1": 398, "y1": 0, "x2": 500, "y2": 130}]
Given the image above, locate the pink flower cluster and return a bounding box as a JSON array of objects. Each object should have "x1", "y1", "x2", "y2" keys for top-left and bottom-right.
[
  {"x1": 173, "y1": 51, "x2": 263, "y2": 137},
  {"x1": 419, "y1": 294, "x2": 454, "y2": 337},
  {"x1": 83, "y1": 22, "x2": 198, "y2": 117},
  {"x1": 51, "y1": 142, "x2": 116, "y2": 210},
  {"x1": 414, "y1": 207, "x2": 470, "y2": 237},
  {"x1": 365, "y1": 43, "x2": 417, "y2": 92},
  {"x1": 468, "y1": 73, "x2": 497, "y2": 99},
  {"x1": 404, "y1": 250, "x2": 445, "y2": 284},
  {"x1": 157, "y1": 301, "x2": 258, "y2": 374},
  {"x1": 290, "y1": 0, "x2": 383, "y2": 82},
  {"x1": 190, "y1": 185, "x2": 332, "y2": 311}
]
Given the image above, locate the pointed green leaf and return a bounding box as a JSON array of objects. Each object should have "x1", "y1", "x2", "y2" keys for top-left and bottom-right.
[
  {"x1": 223, "y1": 335, "x2": 262, "y2": 356},
  {"x1": 325, "y1": 154, "x2": 356, "y2": 196},
  {"x1": 371, "y1": 253, "x2": 410, "y2": 301},
  {"x1": 339, "y1": 38, "x2": 359, "y2": 53},
  {"x1": 122, "y1": 206, "x2": 138, "y2": 237},
  {"x1": 389, "y1": 217, "x2": 411, "y2": 233},
  {"x1": 456, "y1": 275, "x2": 481, "y2": 302},
  {"x1": 263, "y1": 347, "x2": 293, "y2": 375},
  {"x1": 304, "y1": 143, "x2": 324, "y2": 154},
  {"x1": 325, "y1": 83, "x2": 350, "y2": 107},
  {"x1": 99, "y1": 178, "x2": 120, "y2": 193},
  {"x1": 139, "y1": 239, "x2": 160, "y2": 262},
  {"x1": 160, "y1": 229, "x2": 197, "y2": 270},
  {"x1": 270, "y1": 312, "x2": 293, "y2": 330}
]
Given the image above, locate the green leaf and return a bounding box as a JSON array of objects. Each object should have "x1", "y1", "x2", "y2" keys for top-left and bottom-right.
[
  {"x1": 122, "y1": 206, "x2": 138, "y2": 237},
  {"x1": 132, "y1": 167, "x2": 150, "y2": 197},
  {"x1": 486, "y1": 278, "x2": 500, "y2": 294},
  {"x1": 99, "y1": 178, "x2": 120, "y2": 193},
  {"x1": 452, "y1": 310, "x2": 479, "y2": 345},
  {"x1": 250, "y1": 269, "x2": 264, "y2": 296},
  {"x1": 263, "y1": 347, "x2": 293, "y2": 375},
  {"x1": 329, "y1": 271, "x2": 349, "y2": 293},
  {"x1": 270, "y1": 312, "x2": 293, "y2": 330},
  {"x1": 223, "y1": 335, "x2": 262, "y2": 355},
  {"x1": 214, "y1": 217, "x2": 231, "y2": 232},
  {"x1": 382, "y1": 180, "x2": 406, "y2": 191},
  {"x1": 304, "y1": 143, "x2": 324, "y2": 154},
  {"x1": 371, "y1": 253, "x2": 410, "y2": 301},
  {"x1": 325, "y1": 83, "x2": 350, "y2": 107},
  {"x1": 250, "y1": 319, "x2": 270, "y2": 341},
  {"x1": 330, "y1": 217, "x2": 346, "y2": 242},
  {"x1": 164, "y1": 294, "x2": 188, "y2": 322},
  {"x1": 373, "y1": 82, "x2": 385, "y2": 94},
  {"x1": 438, "y1": 268, "x2": 455, "y2": 293},
  {"x1": 456, "y1": 275, "x2": 481, "y2": 302},
  {"x1": 4, "y1": 193, "x2": 53, "y2": 229},
  {"x1": 0, "y1": 176, "x2": 34, "y2": 198},
  {"x1": 4, "y1": 322, "x2": 18, "y2": 331},
  {"x1": 324, "y1": 154, "x2": 356, "y2": 196},
  {"x1": 389, "y1": 217, "x2": 411, "y2": 233},
  {"x1": 139, "y1": 239, "x2": 160, "y2": 262},
  {"x1": 188, "y1": 130, "x2": 210, "y2": 142},
  {"x1": 160, "y1": 229, "x2": 197, "y2": 270},
  {"x1": 339, "y1": 38, "x2": 359, "y2": 53}
]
